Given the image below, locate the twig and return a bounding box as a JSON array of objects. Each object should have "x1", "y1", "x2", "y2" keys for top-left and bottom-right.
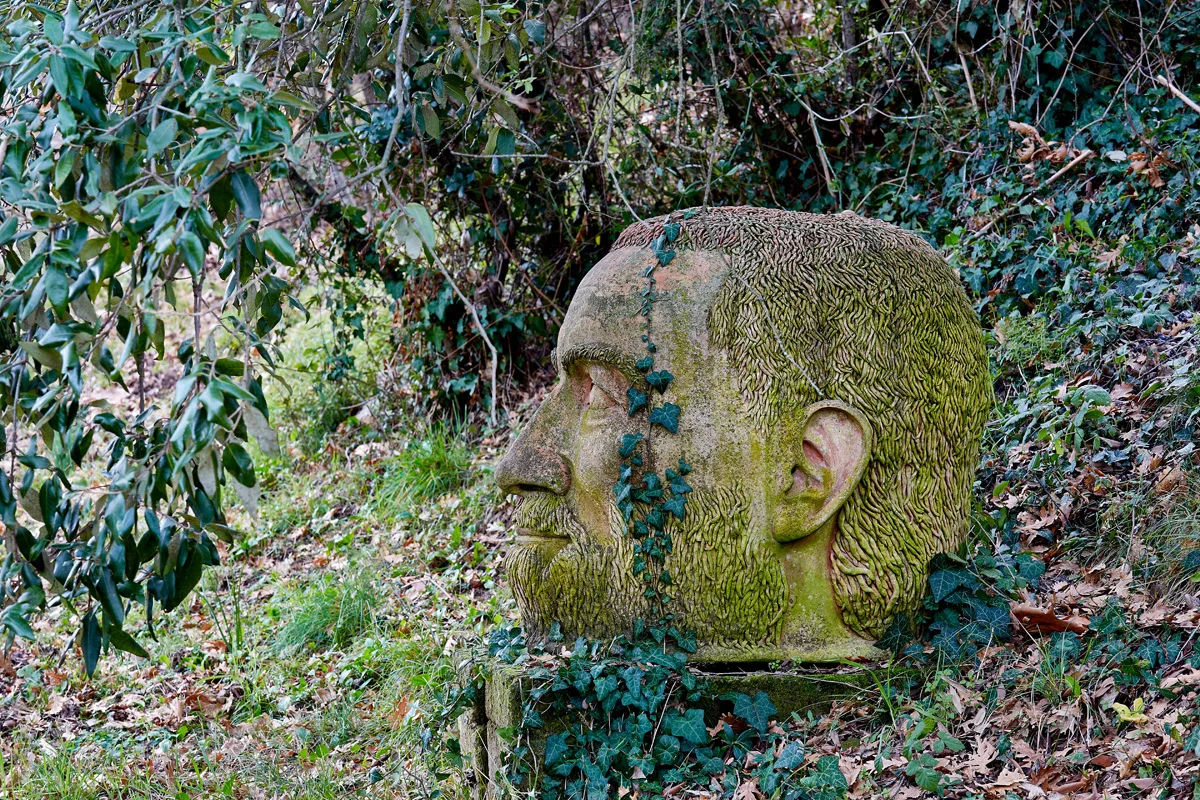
[
  {"x1": 957, "y1": 48, "x2": 978, "y2": 117},
  {"x1": 1156, "y1": 74, "x2": 1200, "y2": 116},
  {"x1": 1035, "y1": 22, "x2": 1097, "y2": 127},
  {"x1": 1044, "y1": 149, "x2": 1095, "y2": 186},
  {"x1": 796, "y1": 99, "x2": 837, "y2": 202},
  {"x1": 427, "y1": 249, "x2": 500, "y2": 427},
  {"x1": 700, "y1": 0, "x2": 725, "y2": 210},
  {"x1": 379, "y1": 0, "x2": 414, "y2": 167},
  {"x1": 673, "y1": 0, "x2": 684, "y2": 144},
  {"x1": 968, "y1": 149, "x2": 1094, "y2": 240}
]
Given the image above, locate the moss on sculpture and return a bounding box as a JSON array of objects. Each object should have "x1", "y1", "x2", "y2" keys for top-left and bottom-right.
[
  {"x1": 614, "y1": 208, "x2": 991, "y2": 638},
  {"x1": 497, "y1": 206, "x2": 990, "y2": 660}
]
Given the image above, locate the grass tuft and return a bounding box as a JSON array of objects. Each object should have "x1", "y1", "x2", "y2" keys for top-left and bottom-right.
[
  {"x1": 368, "y1": 424, "x2": 473, "y2": 523},
  {"x1": 992, "y1": 313, "x2": 1062, "y2": 370},
  {"x1": 274, "y1": 570, "x2": 382, "y2": 655}
]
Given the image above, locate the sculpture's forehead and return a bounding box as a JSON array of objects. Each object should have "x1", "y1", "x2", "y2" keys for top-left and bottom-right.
[{"x1": 560, "y1": 247, "x2": 729, "y2": 350}]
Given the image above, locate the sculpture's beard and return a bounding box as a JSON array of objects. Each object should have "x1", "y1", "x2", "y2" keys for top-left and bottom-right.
[{"x1": 505, "y1": 487, "x2": 789, "y2": 652}]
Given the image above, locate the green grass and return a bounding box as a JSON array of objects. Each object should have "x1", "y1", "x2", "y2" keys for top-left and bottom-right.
[
  {"x1": 274, "y1": 570, "x2": 383, "y2": 655},
  {"x1": 992, "y1": 312, "x2": 1062, "y2": 369},
  {"x1": 1137, "y1": 483, "x2": 1200, "y2": 601},
  {"x1": 366, "y1": 424, "x2": 474, "y2": 524},
  {"x1": 1088, "y1": 474, "x2": 1200, "y2": 601}
]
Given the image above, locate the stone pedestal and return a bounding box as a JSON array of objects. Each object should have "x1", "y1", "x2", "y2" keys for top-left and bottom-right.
[
  {"x1": 458, "y1": 663, "x2": 533, "y2": 798},
  {"x1": 457, "y1": 660, "x2": 895, "y2": 799}
]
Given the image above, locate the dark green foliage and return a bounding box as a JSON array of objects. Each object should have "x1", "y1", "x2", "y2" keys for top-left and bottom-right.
[
  {"x1": 921, "y1": 550, "x2": 1045, "y2": 660},
  {"x1": 646, "y1": 370, "x2": 674, "y2": 393},
  {"x1": 648, "y1": 403, "x2": 681, "y2": 434},
  {"x1": 482, "y1": 627, "x2": 848, "y2": 800},
  {"x1": 0, "y1": 0, "x2": 297, "y2": 670},
  {"x1": 627, "y1": 387, "x2": 649, "y2": 415}
]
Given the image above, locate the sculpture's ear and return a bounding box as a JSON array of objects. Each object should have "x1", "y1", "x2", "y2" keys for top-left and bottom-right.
[{"x1": 772, "y1": 401, "x2": 872, "y2": 543}]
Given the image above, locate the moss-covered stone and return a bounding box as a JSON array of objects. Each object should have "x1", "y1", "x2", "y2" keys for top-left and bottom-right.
[{"x1": 495, "y1": 207, "x2": 990, "y2": 662}]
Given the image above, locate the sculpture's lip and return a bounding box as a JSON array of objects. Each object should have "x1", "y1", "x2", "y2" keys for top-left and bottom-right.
[{"x1": 513, "y1": 527, "x2": 570, "y2": 543}]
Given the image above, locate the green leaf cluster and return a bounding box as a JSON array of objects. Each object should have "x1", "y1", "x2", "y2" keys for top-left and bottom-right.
[
  {"x1": 477, "y1": 626, "x2": 848, "y2": 800},
  {"x1": 919, "y1": 550, "x2": 1045, "y2": 660},
  {"x1": 0, "y1": 0, "x2": 297, "y2": 671}
]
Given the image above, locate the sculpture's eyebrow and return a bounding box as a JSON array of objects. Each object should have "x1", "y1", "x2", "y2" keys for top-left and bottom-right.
[{"x1": 559, "y1": 344, "x2": 643, "y2": 384}]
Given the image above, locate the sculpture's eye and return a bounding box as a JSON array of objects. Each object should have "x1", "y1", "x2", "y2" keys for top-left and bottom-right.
[
  {"x1": 585, "y1": 380, "x2": 618, "y2": 410},
  {"x1": 583, "y1": 366, "x2": 621, "y2": 411}
]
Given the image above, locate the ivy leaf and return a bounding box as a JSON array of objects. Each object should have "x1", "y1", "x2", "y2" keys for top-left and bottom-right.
[
  {"x1": 594, "y1": 674, "x2": 618, "y2": 701},
  {"x1": 775, "y1": 740, "x2": 805, "y2": 772},
  {"x1": 627, "y1": 387, "x2": 648, "y2": 415},
  {"x1": 662, "y1": 221, "x2": 680, "y2": 243},
  {"x1": 732, "y1": 691, "x2": 776, "y2": 733},
  {"x1": 648, "y1": 403, "x2": 680, "y2": 433},
  {"x1": 928, "y1": 568, "x2": 971, "y2": 603},
  {"x1": 669, "y1": 476, "x2": 692, "y2": 496},
  {"x1": 644, "y1": 506, "x2": 665, "y2": 530},
  {"x1": 655, "y1": 247, "x2": 676, "y2": 266},
  {"x1": 1187, "y1": 722, "x2": 1200, "y2": 757},
  {"x1": 618, "y1": 433, "x2": 642, "y2": 458},
  {"x1": 646, "y1": 370, "x2": 673, "y2": 392},
  {"x1": 905, "y1": 754, "x2": 941, "y2": 793},
  {"x1": 544, "y1": 733, "x2": 568, "y2": 766},
  {"x1": 661, "y1": 495, "x2": 686, "y2": 521},
  {"x1": 802, "y1": 755, "x2": 850, "y2": 798},
  {"x1": 636, "y1": 356, "x2": 654, "y2": 372},
  {"x1": 667, "y1": 708, "x2": 708, "y2": 745},
  {"x1": 618, "y1": 499, "x2": 634, "y2": 522}
]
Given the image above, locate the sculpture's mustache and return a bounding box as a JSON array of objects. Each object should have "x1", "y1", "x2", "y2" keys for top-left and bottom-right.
[{"x1": 511, "y1": 494, "x2": 587, "y2": 541}]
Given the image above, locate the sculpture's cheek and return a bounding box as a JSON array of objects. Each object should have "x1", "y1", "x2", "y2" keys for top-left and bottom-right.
[{"x1": 571, "y1": 415, "x2": 627, "y2": 545}]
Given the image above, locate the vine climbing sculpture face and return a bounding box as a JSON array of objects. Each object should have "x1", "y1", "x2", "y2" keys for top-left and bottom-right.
[{"x1": 496, "y1": 207, "x2": 991, "y2": 662}]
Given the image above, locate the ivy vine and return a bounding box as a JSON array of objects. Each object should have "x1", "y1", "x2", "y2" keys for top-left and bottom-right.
[{"x1": 613, "y1": 214, "x2": 691, "y2": 637}]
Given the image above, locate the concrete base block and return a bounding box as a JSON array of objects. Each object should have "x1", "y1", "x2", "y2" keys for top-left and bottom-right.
[{"x1": 458, "y1": 660, "x2": 893, "y2": 798}]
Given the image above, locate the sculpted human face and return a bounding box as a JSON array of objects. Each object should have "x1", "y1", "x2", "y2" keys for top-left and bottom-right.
[{"x1": 496, "y1": 247, "x2": 882, "y2": 662}]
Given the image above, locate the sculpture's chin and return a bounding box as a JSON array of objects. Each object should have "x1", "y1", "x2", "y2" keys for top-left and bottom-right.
[{"x1": 506, "y1": 535, "x2": 645, "y2": 643}]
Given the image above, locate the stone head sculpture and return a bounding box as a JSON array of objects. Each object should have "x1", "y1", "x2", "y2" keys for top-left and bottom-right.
[{"x1": 496, "y1": 207, "x2": 991, "y2": 662}]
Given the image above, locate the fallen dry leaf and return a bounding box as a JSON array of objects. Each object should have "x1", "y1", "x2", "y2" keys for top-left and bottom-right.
[{"x1": 1011, "y1": 603, "x2": 1090, "y2": 635}]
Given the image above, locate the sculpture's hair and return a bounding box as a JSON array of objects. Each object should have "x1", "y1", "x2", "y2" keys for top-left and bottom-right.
[{"x1": 615, "y1": 207, "x2": 992, "y2": 638}]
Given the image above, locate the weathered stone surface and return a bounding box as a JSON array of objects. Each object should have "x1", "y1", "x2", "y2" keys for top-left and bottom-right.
[
  {"x1": 495, "y1": 207, "x2": 990, "y2": 662},
  {"x1": 458, "y1": 663, "x2": 531, "y2": 799}
]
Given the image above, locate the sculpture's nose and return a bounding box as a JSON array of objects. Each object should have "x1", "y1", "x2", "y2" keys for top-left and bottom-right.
[{"x1": 495, "y1": 399, "x2": 571, "y2": 496}]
